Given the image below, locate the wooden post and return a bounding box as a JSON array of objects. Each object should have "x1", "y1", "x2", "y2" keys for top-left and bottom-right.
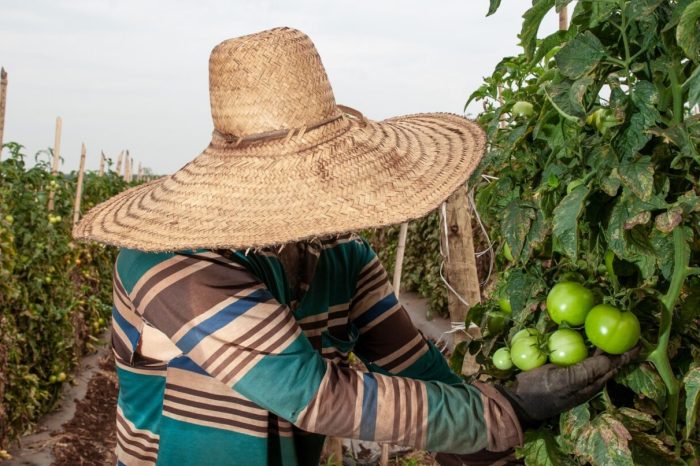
[
  {"x1": 559, "y1": 4, "x2": 568, "y2": 31},
  {"x1": 99, "y1": 151, "x2": 105, "y2": 176},
  {"x1": 47, "y1": 117, "x2": 62, "y2": 211},
  {"x1": 129, "y1": 157, "x2": 134, "y2": 183},
  {"x1": 73, "y1": 143, "x2": 86, "y2": 225},
  {"x1": 0, "y1": 68, "x2": 7, "y2": 161},
  {"x1": 116, "y1": 150, "x2": 123, "y2": 174},
  {"x1": 137, "y1": 162, "x2": 142, "y2": 182},
  {"x1": 443, "y1": 188, "x2": 481, "y2": 347},
  {"x1": 124, "y1": 150, "x2": 130, "y2": 180}
]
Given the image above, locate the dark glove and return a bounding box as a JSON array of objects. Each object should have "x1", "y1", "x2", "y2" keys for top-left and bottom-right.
[{"x1": 496, "y1": 347, "x2": 640, "y2": 425}]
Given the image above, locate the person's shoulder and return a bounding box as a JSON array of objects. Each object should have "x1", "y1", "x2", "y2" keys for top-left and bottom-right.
[{"x1": 114, "y1": 248, "x2": 201, "y2": 294}]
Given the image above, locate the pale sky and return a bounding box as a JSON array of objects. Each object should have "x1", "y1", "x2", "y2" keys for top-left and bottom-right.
[{"x1": 0, "y1": 1, "x2": 560, "y2": 174}]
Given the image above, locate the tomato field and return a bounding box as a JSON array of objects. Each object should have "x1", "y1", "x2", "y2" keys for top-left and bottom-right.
[
  {"x1": 448, "y1": 0, "x2": 700, "y2": 464},
  {"x1": 0, "y1": 142, "x2": 132, "y2": 451}
]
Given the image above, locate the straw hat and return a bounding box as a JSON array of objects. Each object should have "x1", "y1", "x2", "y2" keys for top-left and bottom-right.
[{"x1": 73, "y1": 27, "x2": 486, "y2": 252}]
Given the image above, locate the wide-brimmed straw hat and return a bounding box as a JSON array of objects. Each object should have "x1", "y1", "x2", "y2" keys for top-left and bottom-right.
[{"x1": 73, "y1": 27, "x2": 486, "y2": 252}]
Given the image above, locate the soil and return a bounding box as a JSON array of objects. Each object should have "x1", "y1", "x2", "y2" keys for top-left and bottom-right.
[{"x1": 51, "y1": 355, "x2": 117, "y2": 466}]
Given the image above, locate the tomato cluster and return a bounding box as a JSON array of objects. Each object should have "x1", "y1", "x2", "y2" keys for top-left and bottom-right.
[{"x1": 492, "y1": 282, "x2": 641, "y2": 372}]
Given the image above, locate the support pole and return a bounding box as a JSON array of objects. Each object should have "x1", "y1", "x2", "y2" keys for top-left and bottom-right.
[
  {"x1": 443, "y1": 188, "x2": 481, "y2": 348},
  {"x1": 73, "y1": 144, "x2": 86, "y2": 225},
  {"x1": 99, "y1": 151, "x2": 105, "y2": 176},
  {"x1": 0, "y1": 68, "x2": 7, "y2": 160},
  {"x1": 559, "y1": 4, "x2": 568, "y2": 31},
  {"x1": 47, "y1": 117, "x2": 62, "y2": 211},
  {"x1": 116, "y1": 150, "x2": 123, "y2": 174}
]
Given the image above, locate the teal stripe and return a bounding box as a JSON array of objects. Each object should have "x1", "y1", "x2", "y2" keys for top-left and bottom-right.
[
  {"x1": 116, "y1": 365, "x2": 165, "y2": 432},
  {"x1": 360, "y1": 373, "x2": 378, "y2": 439}
]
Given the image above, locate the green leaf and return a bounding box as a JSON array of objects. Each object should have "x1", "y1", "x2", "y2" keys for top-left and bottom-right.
[
  {"x1": 618, "y1": 156, "x2": 654, "y2": 202},
  {"x1": 522, "y1": 209, "x2": 548, "y2": 262},
  {"x1": 677, "y1": 0, "x2": 700, "y2": 62},
  {"x1": 560, "y1": 403, "x2": 591, "y2": 442},
  {"x1": 504, "y1": 269, "x2": 545, "y2": 319},
  {"x1": 573, "y1": 413, "x2": 634, "y2": 466},
  {"x1": 502, "y1": 199, "x2": 536, "y2": 261},
  {"x1": 521, "y1": 0, "x2": 556, "y2": 60},
  {"x1": 614, "y1": 114, "x2": 652, "y2": 159},
  {"x1": 615, "y1": 363, "x2": 668, "y2": 408},
  {"x1": 601, "y1": 176, "x2": 621, "y2": 197},
  {"x1": 552, "y1": 184, "x2": 590, "y2": 260},
  {"x1": 531, "y1": 30, "x2": 570, "y2": 65},
  {"x1": 555, "y1": 31, "x2": 606, "y2": 79},
  {"x1": 516, "y1": 428, "x2": 574, "y2": 466},
  {"x1": 683, "y1": 363, "x2": 700, "y2": 439},
  {"x1": 487, "y1": 0, "x2": 502, "y2": 16},
  {"x1": 631, "y1": 81, "x2": 661, "y2": 127}
]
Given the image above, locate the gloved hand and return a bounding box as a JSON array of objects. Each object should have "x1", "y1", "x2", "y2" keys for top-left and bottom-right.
[{"x1": 496, "y1": 347, "x2": 640, "y2": 425}]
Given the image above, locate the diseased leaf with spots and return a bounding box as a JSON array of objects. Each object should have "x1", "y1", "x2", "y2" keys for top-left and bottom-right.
[
  {"x1": 616, "y1": 407, "x2": 659, "y2": 432},
  {"x1": 655, "y1": 207, "x2": 683, "y2": 233},
  {"x1": 552, "y1": 184, "x2": 589, "y2": 260},
  {"x1": 618, "y1": 156, "x2": 654, "y2": 202},
  {"x1": 502, "y1": 199, "x2": 536, "y2": 261},
  {"x1": 683, "y1": 364, "x2": 700, "y2": 439},
  {"x1": 630, "y1": 432, "x2": 683, "y2": 465},
  {"x1": 676, "y1": 0, "x2": 700, "y2": 61},
  {"x1": 614, "y1": 114, "x2": 652, "y2": 159},
  {"x1": 616, "y1": 363, "x2": 668, "y2": 408},
  {"x1": 555, "y1": 31, "x2": 606, "y2": 79},
  {"x1": 573, "y1": 413, "x2": 634, "y2": 466}
]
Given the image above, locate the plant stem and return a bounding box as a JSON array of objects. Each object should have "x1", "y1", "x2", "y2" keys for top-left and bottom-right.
[
  {"x1": 646, "y1": 227, "x2": 689, "y2": 434},
  {"x1": 669, "y1": 66, "x2": 683, "y2": 125}
]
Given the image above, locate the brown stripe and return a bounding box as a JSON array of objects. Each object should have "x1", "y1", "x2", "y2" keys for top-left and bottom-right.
[
  {"x1": 165, "y1": 393, "x2": 268, "y2": 421},
  {"x1": 202, "y1": 304, "x2": 285, "y2": 369},
  {"x1": 415, "y1": 382, "x2": 426, "y2": 448},
  {"x1": 311, "y1": 366, "x2": 358, "y2": 435},
  {"x1": 116, "y1": 414, "x2": 159, "y2": 448},
  {"x1": 132, "y1": 255, "x2": 201, "y2": 305},
  {"x1": 116, "y1": 435, "x2": 158, "y2": 462},
  {"x1": 221, "y1": 313, "x2": 299, "y2": 384},
  {"x1": 141, "y1": 264, "x2": 263, "y2": 337},
  {"x1": 381, "y1": 338, "x2": 427, "y2": 371},
  {"x1": 112, "y1": 329, "x2": 134, "y2": 363},
  {"x1": 351, "y1": 276, "x2": 390, "y2": 311},
  {"x1": 299, "y1": 318, "x2": 328, "y2": 331},
  {"x1": 116, "y1": 425, "x2": 159, "y2": 456},
  {"x1": 163, "y1": 405, "x2": 269, "y2": 433},
  {"x1": 356, "y1": 308, "x2": 420, "y2": 362},
  {"x1": 356, "y1": 264, "x2": 384, "y2": 293},
  {"x1": 165, "y1": 383, "x2": 260, "y2": 408},
  {"x1": 404, "y1": 379, "x2": 413, "y2": 446},
  {"x1": 357, "y1": 257, "x2": 381, "y2": 280},
  {"x1": 208, "y1": 306, "x2": 290, "y2": 376}
]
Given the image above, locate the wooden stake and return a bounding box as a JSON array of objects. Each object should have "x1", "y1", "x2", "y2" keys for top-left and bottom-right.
[
  {"x1": 47, "y1": 116, "x2": 62, "y2": 211},
  {"x1": 116, "y1": 150, "x2": 123, "y2": 174},
  {"x1": 99, "y1": 151, "x2": 105, "y2": 176},
  {"x1": 559, "y1": 4, "x2": 568, "y2": 31},
  {"x1": 137, "y1": 162, "x2": 142, "y2": 182},
  {"x1": 73, "y1": 143, "x2": 86, "y2": 225},
  {"x1": 129, "y1": 157, "x2": 134, "y2": 183},
  {"x1": 0, "y1": 68, "x2": 7, "y2": 161},
  {"x1": 392, "y1": 223, "x2": 409, "y2": 297},
  {"x1": 124, "y1": 150, "x2": 130, "y2": 180},
  {"x1": 443, "y1": 187, "x2": 481, "y2": 348}
]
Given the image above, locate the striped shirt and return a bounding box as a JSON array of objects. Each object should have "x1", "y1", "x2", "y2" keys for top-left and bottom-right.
[{"x1": 111, "y1": 235, "x2": 520, "y2": 466}]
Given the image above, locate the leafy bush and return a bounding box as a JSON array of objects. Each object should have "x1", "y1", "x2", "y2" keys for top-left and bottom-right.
[
  {"x1": 0, "y1": 142, "x2": 133, "y2": 447},
  {"x1": 454, "y1": 1, "x2": 700, "y2": 463}
]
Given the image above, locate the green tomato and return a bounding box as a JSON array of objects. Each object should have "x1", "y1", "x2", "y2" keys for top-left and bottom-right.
[
  {"x1": 548, "y1": 329, "x2": 588, "y2": 366},
  {"x1": 510, "y1": 336, "x2": 547, "y2": 371},
  {"x1": 57, "y1": 372, "x2": 67, "y2": 382},
  {"x1": 502, "y1": 242, "x2": 514, "y2": 262},
  {"x1": 4, "y1": 215, "x2": 13, "y2": 224},
  {"x1": 585, "y1": 304, "x2": 640, "y2": 354},
  {"x1": 546, "y1": 282, "x2": 596, "y2": 326},
  {"x1": 492, "y1": 347, "x2": 513, "y2": 370},
  {"x1": 511, "y1": 327, "x2": 540, "y2": 345},
  {"x1": 511, "y1": 101, "x2": 534, "y2": 117},
  {"x1": 498, "y1": 297, "x2": 512, "y2": 314}
]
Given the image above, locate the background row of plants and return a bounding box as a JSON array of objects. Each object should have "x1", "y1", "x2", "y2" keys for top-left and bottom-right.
[{"x1": 0, "y1": 142, "x2": 132, "y2": 449}]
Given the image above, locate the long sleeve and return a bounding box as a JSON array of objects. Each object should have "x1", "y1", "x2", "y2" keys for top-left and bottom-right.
[
  {"x1": 116, "y1": 248, "x2": 521, "y2": 454},
  {"x1": 349, "y1": 241, "x2": 461, "y2": 385}
]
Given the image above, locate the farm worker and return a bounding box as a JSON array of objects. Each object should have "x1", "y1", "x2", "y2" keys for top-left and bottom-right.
[{"x1": 74, "y1": 28, "x2": 638, "y2": 466}]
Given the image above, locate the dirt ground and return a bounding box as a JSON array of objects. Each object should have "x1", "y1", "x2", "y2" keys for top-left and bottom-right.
[{"x1": 51, "y1": 355, "x2": 117, "y2": 466}]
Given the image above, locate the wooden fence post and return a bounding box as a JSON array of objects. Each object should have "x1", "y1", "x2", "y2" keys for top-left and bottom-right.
[
  {"x1": 443, "y1": 187, "x2": 481, "y2": 348},
  {"x1": 124, "y1": 150, "x2": 130, "y2": 181},
  {"x1": 0, "y1": 68, "x2": 7, "y2": 161},
  {"x1": 129, "y1": 157, "x2": 134, "y2": 183},
  {"x1": 99, "y1": 151, "x2": 105, "y2": 176},
  {"x1": 73, "y1": 144, "x2": 86, "y2": 226},
  {"x1": 47, "y1": 117, "x2": 62, "y2": 211},
  {"x1": 559, "y1": 4, "x2": 568, "y2": 30},
  {"x1": 116, "y1": 150, "x2": 123, "y2": 174},
  {"x1": 137, "y1": 162, "x2": 142, "y2": 182}
]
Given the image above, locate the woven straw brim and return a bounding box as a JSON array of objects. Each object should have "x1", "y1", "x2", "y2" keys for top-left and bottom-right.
[{"x1": 73, "y1": 112, "x2": 485, "y2": 252}]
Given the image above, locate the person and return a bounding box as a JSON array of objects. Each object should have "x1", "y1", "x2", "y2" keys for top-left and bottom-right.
[{"x1": 74, "y1": 27, "x2": 638, "y2": 466}]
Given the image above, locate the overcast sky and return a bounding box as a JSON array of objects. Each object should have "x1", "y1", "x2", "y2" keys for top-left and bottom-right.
[{"x1": 0, "y1": 1, "x2": 560, "y2": 174}]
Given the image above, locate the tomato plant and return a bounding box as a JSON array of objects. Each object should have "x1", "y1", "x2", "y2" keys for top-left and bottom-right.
[
  {"x1": 585, "y1": 304, "x2": 640, "y2": 355},
  {"x1": 453, "y1": 0, "x2": 700, "y2": 463},
  {"x1": 0, "y1": 142, "x2": 139, "y2": 448}
]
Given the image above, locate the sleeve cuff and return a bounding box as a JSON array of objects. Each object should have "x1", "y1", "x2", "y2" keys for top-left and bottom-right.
[{"x1": 471, "y1": 381, "x2": 524, "y2": 452}]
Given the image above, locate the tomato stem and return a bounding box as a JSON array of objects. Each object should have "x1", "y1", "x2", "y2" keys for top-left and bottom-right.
[{"x1": 646, "y1": 227, "x2": 689, "y2": 435}]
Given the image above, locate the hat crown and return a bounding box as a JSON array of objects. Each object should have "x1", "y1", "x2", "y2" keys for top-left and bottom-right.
[{"x1": 209, "y1": 28, "x2": 337, "y2": 137}]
